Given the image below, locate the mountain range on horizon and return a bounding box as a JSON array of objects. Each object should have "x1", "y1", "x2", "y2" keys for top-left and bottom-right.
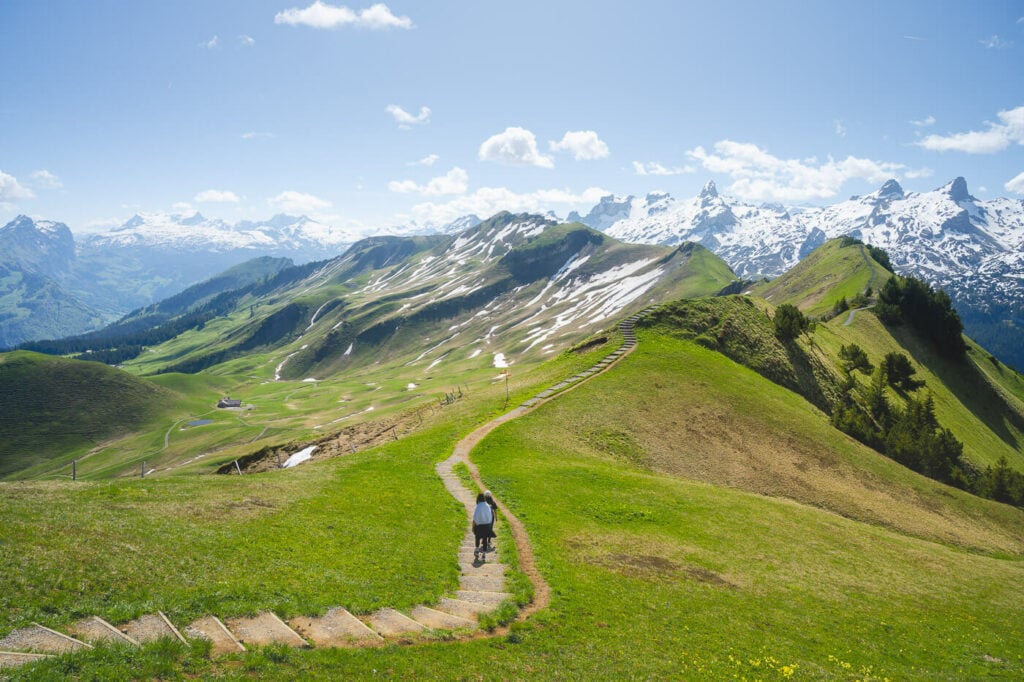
[{"x1": 2, "y1": 175, "x2": 1023, "y2": 367}]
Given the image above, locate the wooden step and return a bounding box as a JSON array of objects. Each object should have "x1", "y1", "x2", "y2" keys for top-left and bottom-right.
[
  {"x1": 225, "y1": 612, "x2": 307, "y2": 648},
  {"x1": 455, "y1": 590, "x2": 513, "y2": 606},
  {"x1": 185, "y1": 615, "x2": 245, "y2": 655},
  {"x1": 459, "y1": 561, "x2": 507, "y2": 576},
  {"x1": 119, "y1": 612, "x2": 186, "y2": 645},
  {"x1": 0, "y1": 624, "x2": 91, "y2": 654},
  {"x1": 459, "y1": 575, "x2": 507, "y2": 592},
  {"x1": 68, "y1": 616, "x2": 138, "y2": 646},
  {"x1": 410, "y1": 605, "x2": 476, "y2": 631},
  {"x1": 0, "y1": 651, "x2": 52, "y2": 669},
  {"x1": 367, "y1": 608, "x2": 425, "y2": 637},
  {"x1": 289, "y1": 608, "x2": 384, "y2": 648},
  {"x1": 434, "y1": 597, "x2": 493, "y2": 619}
]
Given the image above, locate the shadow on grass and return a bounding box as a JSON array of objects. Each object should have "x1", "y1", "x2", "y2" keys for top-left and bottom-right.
[{"x1": 888, "y1": 325, "x2": 1024, "y2": 450}]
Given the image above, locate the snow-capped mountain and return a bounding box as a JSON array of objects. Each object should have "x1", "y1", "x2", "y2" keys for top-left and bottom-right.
[
  {"x1": 575, "y1": 181, "x2": 826, "y2": 279},
  {"x1": 577, "y1": 178, "x2": 1024, "y2": 304},
  {"x1": 573, "y1": 177, "x2": 1024, "y2": 367},
  {"x1": 824, "y1": 178, "x2": 1024, "y2": 309},
  {"x1": 83, "y1": 212, "x2": 358, "y2": 261},
  {"x1": 180, "y1": 211, "x2": 733, "y2": 380},
  {"x1": 386, "y1": 213, "x2": 484, "y2": 237},
  {"x1": 0, "y1": 215, "x2": 77, "y2": 279}
]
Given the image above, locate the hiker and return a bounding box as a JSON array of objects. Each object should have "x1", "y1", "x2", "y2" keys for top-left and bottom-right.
[
  {"x1": 483, "y1": 490, "x2": 498, "y2": 551},
  {"x1": 472, "y1": 492, "x2": 494, "y2": 560}
]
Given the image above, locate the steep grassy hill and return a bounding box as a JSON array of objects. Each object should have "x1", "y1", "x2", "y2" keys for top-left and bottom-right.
[
  {"x1": 750, "y1": 237, "x2": 889, "y2": 316},
  {"x1": 0, "y1": 352, "x2": 172, "y2": 478},
  {"x1": 642, "y1": 294, "x2": 1024, "y2": 467},
  {"x1": 119, "y1": 215, "x2": 735, "y2": 381}
]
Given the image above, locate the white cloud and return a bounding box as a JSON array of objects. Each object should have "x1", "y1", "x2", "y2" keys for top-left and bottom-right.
[
  {"x1": 386, "y1": 104, "x2": 430, "y2": 127},
  {"x1": 833, "y1": 119, "x2": 847, "y2": 137},
  {"x1": 904, "y1": 167, "x2": 934, "y2": 179},
  {"x1": 194, "y1": 189, "x2": 241, "y2": 203},
  {"x1": 917, "y1": 105, "x2": 1024, "y2": 154},
  {"x1": 686, "y1": 140, "x2": 906, "y2": 202},
  {"x1": 30, "y1": 169, "x2": 62, "y2": 189},
  {"x1": 548, "y1": 130, "x2": 610, "y2": 160},
  {"x1": 203, "y1": 35, "x2": 219, "y2": 49},
  {"x1": 269, "y1": 190, "x2": 332, "y2": 213},
  {"x1": 910, "y1": 115, "x2": 936, "y2": 127},
  {"x1": 632, "y1": 161, "x2": 694, "y2": 176},
  {"x1": 238, "y1": 35, "x2": 256, "y2": 47},
  {"x1": 1006, "y1": 171, "x2": 1024, "y2": 195},
  {"x1": 241, "y1": 131, "x2": 274, "y2": 140},
  {"x1": 274, "y1": 2, "x2": 412, "y2": 30},
  {"x1": 388, "y1": 167, "x2": 468, "y2": 197},
  {"x1": 903, "y1": 35, "x2": 925, "y2": 41},
  {"x1": 408, "y1": 154, "x2": 439, "y2": 167},
  {"x1": 980, "y1": 35, "x2": 1011, "y2": 49},
  {"x1": 479, "y1": 127, "x2": 554, "y2": 168},
  {"x1": 0, "y1": 170, "x2": 34, "y2": 201},
  {"x1": 407, "y1": 185, "x2": 608, "y2": 225}
]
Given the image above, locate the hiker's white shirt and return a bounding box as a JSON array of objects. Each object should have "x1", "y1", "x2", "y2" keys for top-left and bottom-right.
[{"x1": 473, "y1": 501, "x2": 493, "y2": 525}]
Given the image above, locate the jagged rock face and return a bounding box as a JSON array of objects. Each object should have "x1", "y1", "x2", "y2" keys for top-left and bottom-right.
[
  {"x1": 0, "y1": 215, "x2": 76, "y2": 279},
  {"x1": 569, "y1": 195, "x2": 634, "y2": 231}
]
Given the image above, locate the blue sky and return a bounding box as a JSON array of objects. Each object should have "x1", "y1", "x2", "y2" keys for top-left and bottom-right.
[{"x1": 1, "y1": 1, "x2": 1023, "y2": 233}]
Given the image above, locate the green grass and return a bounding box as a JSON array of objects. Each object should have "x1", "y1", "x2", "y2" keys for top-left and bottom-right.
[
  {"x1": 0, "y1": 332, "x2": 618, "y2": 629},
  {"x1": 0, "y1": 352, "x2": 186, "y2": 480},
  {"x1": 752, "y1": 238, "x2": 889, "y2": 317},
  {"x1": 14, "y1": 327, "x2": 1022, "y2": 680},
  {"x1": 0, "y1": 426, "x2": 465, "y2": 631}
]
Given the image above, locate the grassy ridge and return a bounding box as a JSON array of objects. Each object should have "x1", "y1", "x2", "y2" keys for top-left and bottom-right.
[
  {"x1": 816, "y1": 309, "x2": 1024, "y2": 472},
  {"x1": 751, "y1": 238, "x2": 887, "y2": 315}
]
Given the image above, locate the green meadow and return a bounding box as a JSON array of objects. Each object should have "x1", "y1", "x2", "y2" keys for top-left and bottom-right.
[{"x1": 5, "y1": 319, "x2": 1023, "y2": 680}]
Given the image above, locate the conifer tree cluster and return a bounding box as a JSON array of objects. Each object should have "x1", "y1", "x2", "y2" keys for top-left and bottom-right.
[
  {"x1": 831, "y1": 344, "x2": 1023, "y2": 507},
  {"x1": 874, "y1": 276, "x2": 967, "y2": 358}
]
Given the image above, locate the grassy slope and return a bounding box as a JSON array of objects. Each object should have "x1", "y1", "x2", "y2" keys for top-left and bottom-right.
[
  {"x1": 5, "y1": 327, "x2": 1024, "y2": 679},
  {"x1": 10, "y1": 238, "x2": 735, "y2": 481},
  {"x1": 0, "y1": 352, "x2": 182, "y2": 480},
  {"x1": 751, "y1": 239, "x2": 886, "y2": 316},
  {"x1": 742, "y1": 236, "x2": 1024, "y2": 473}
]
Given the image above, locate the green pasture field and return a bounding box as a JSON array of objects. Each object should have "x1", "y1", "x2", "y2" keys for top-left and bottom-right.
[{"x1": 6, "y1": 326, "x2": 1023, "y2": 680}]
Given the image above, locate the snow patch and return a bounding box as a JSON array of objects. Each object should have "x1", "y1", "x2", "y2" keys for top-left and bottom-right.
[
  {"x1": 283, "y1": 445, "x2": 317, "y2": 468},
  {"x1": 494, "y1": 353, "x2": 510, "y2": 368}
]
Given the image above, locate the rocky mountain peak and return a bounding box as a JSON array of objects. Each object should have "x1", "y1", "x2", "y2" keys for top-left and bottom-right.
[
  {"x1": 700, "y1": 180, "x2": 719, "y2": 199},
  {"x1": 877, "y1": 179, "x2": 905, "y2": 201},
  {"x1": 0, "y1": 215, "x2": 76, "y2": 277},
  {"x1": 943, "y1": 176, "x2": 972, "y2": 203}
]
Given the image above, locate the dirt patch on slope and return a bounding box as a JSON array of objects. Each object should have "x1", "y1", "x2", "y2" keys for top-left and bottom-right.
[{"x1": 219, "y1": 403, "x2": 433, "y2": 474}]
